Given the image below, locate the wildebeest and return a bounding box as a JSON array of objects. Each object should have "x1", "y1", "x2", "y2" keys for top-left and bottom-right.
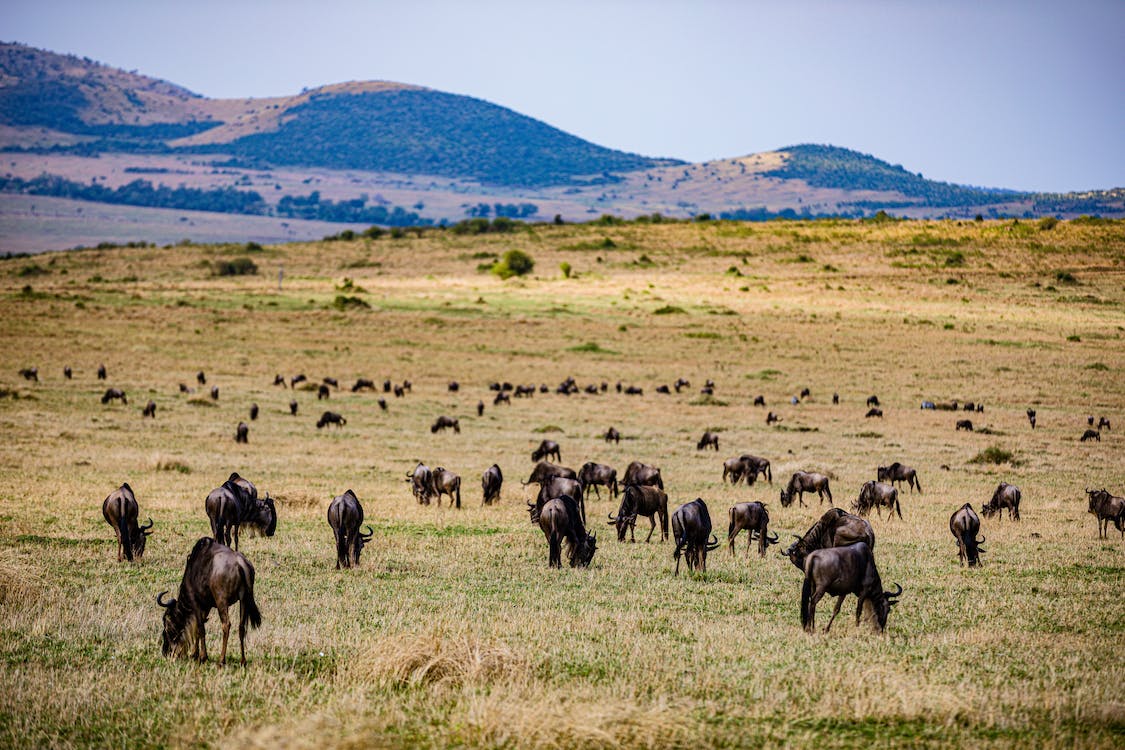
[
  {"x1": 408, "y1": 462, "x2": 436, "y2": 504},
  {"x1": 722, "y1": 456, "x2": 747, "y2": 485},
  {"x1": 317, "y1": 411, "x2": 346, "y2": 429},
  {"x1": 753, "y1": 395, "x2": 766, "y2": 407},
  {"x1": 877, "y1": 462, "x2": 922, "y2": 494},
  {"x1": 584, "y1": 384, "x2": 599, "y2": 395},
  {"x1": 383, "y1": 379, "x2": 392, "y2": 393},
  {"x1": 699, "y1": 385, "x2": 714, "y2": 396},
  {"x1": 431, "y1": 416, "x2": 461, "y2": 434},
  {"x1": 726, "y1": 502, "x2": 778, "y2": 558},
  {"x1": 97, "y1": 364, "x2": 107, "y2": 380},
  {"x1": 531, "y1": 439, "x2": 561, "y2": 463},
  {"x1": 208, "y1": 385, "x2": 218, "y2": 400},
  {"x1": 102, "y1": 483, "x2": 153, "y2": 562},
  {"x1": 1087, "y1": 415, "x2": 1095, "y2": 426},
  {"x1": 608, "y1": 484, "x2": 668, "y2": 543},
  {"x1": 656, "y1": 384, "x2": 671, "y2": 395},
  {"x1": 865, "y1": 408, "x2": 883, "y2": 419},
  {"x1": 622, "y1": 461, "x2": 663, "y2": 490},
  {"x1": 540, "y1": 384, "x2": 550, "y2": 394},
  {"x1": 579, "y1": 462, "x2": 618, "y2": 500},
  {"x1": 476, "y1": 400, "x2": 484, "y2": 417},
  {"x1": 799, "y1": 387, "x2": 810, "y2": 399},
  {"x1": 289, "y1": 399, "x2": 298, "y2": 416},
  {"x1": 317, "y1": 384, "x2": 330, "y2": 400},
  {"x1": 197, "y1": 371, "x2": 206, "y2": 386},
  {"x1": 352, "y1": 378, "x2": 376, "y2": 392},
  {"x1": 1080, "y1": 429, "x2": 1101, "y2": 442},
  {"x1": 672, "y1": 498, "x2": 720, "y2": 575},
  {"x1": 524, "y1": 461, "x2": 578, "y2": 486},
  {"x1": 493, "y1": 391, "x2": 510, "y2": 406},
  {"x1": 539, "y1": 495, "x2": 596, "y2": 569},
  {"x1": 782, "y1": 508, "x2": 875, "y2": 571},
  {"x1": 832, "y1": 392, "x2": 839, "y2": 404},
  {"x1": 1098, "y1": 417, "x2": 1111, "y2": 431},
  {"x1": 323, "y1": 377, "x2": 338, "y2": 389},
  {"x1": 157, "y1": 537, "x2": 261, "y2": 666},
  {"x1": 800, "y1": 542, "x2": 901, "y2": 633},
  {"x1": 604, "y1": 426, "x2": 621, "y2": 443},
  {"x1": 531, "y1": 476, "x2": 585, "y2": 525},
  {"x1": 205, "y1": 473, "x2": 277, "y2": 550},
  {"x1": 179, "y1": 383, "x2": 192, "y2": 394},
  {"x1": 740, "y1": 454, "x2": 772, "y2": 485},
  {"x1": 19, "y1": 367, "x2": 38, "y2": 381},
  {"x1": 101, "y1": 388, "x2": 127, "y2": 405},
  {"x1": 249, "y1": 403, "x2": 259, "y2": 421},
  {"x1": 624, "y1": 386, "x2": 643, "y2": 396},
  {"x1": 866, "y1": 395, "x2": 880, "y2": 407},
  {"x1": 432, "y1": 467, "x2": 462, "y2": 508},
  {"x1": 921, "y1": 401, "x2": 935, "y2": 409},
  {"x1": 64, "y1": 366, "x2": 72, "y2": 379},
  {"x1": 780, "y1": 471, "x2": 833, "y2": 508},
  {"x1": 766, "y1": 411, "x2": 779, "y2": 424},
  {"x1": 674, "y1": 378, "x2": 690, "y2": 393},
  {"x1": 1085, "y1": 488, "x2": 1125, "y2": 539},
  {"x1": 142, "y1": 400, "x2": 157, "y2": 418},
  {"x1": 378, "y1": 398, "x2": 387, "y2": 411},
  {"x1": 963, "y1": 402, "x2": 975, "y2": 412},
  {"x1": 982, "y1": 482, "x2": 1021, "y2": 521},
  {"x1": 854, "y1": 481, "x2": 901, "y2": 519},
  {"x1": 273, "y1": 374, "x2": 286, "y2": 388},
  {"x1": 956, "y1": 419, "x2": 973, "y2": 431},
  {"x1": 291, "y1": 374, "x2": 307, "y2": 388},
  {"x1": 697, "y1": 431, "x2": 719, "y2": 451},
  {"x1": 448, "y1": 381, "x2": 459, "y2": 392},
  {"x1": 515, "y1": 384, "x2": 535, "y2": 398},
  {"x1": 481, "y1": 464, "x2": 503, "y2": 505},
  {"x1": 327, "y1": 489, "x2": 373, "y2": 569},
  {"x1": 1027, "y1": 409, "x2": 1036, "y2": 429},
  {"x1": 949, "y1": 503, "x2": 985, "y2": 567},
  {"x1": 235, "y1": 422, "x2": 249, "y2": 443},
  {"x1": 393, "y1": 385, "x2": 405, "y2": 398}
]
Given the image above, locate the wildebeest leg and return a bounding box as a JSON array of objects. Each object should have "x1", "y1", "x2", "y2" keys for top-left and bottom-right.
[
  {"x1": 194, "y1": 616, "x2": 208, "y2": 662},
  {"x1": 824, "y1": 485, "x2": 833, "y2": 503},
  {"x1": 853, "y1": 596, "x2": 866, "y2": 627},
  {"x1": 239, "y1": 608, "x2": 248, "y2": 666},
  {"x1": 804, "y1": 587, "x2": 827, "y2": 633},
  {"x1": 629, "y1": 519, "x2": 636, "y2": 543},
  {"x1": 645, "y1": 516, "x2": 656, "y2": 543},
  {"x1": 232, "y1": 524, "x2": 240, "y2": 551},
  {"x1": 217, "y1": 604, "x2": 231, "y2": 667},
  {"x1": 824, "y1": 595, "x2": 847, "y2": 633}
]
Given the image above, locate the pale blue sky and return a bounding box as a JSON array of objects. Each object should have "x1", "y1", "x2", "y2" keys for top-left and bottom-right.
[{"x1": 5, "y1": 0, "x2": 1122, "y2": 192}]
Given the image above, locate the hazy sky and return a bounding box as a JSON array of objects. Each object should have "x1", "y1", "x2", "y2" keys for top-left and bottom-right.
[{"x1": 5, "y1": 0, "x2": 1123, "y2": 192}]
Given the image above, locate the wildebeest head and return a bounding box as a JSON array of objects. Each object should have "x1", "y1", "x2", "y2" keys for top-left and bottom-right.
[
  {"x1": 133, "y1": 517, "x2": 154, "y2": 558},
  {"x1": 247, "y1": 495, "x2": 277, "y2": 537},
  {"x1": 871, "y1": 583, "x2": 903, "y2": 631},
  {"x1": 156, "y1": 590, "x2": 184, "y2": 658}
]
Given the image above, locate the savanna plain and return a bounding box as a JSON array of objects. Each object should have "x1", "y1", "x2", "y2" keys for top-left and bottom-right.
[{"x1": 0, "y1": 217, "x2": 1123, "y2": 749}]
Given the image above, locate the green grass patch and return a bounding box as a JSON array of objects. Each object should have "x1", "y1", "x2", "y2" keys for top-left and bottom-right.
[{"x1": 969, "y1": 445, "x2": 1015, "y2": 465}]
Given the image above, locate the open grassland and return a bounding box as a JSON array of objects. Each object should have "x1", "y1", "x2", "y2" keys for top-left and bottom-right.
[{"x1": 1, "y1": 217, "x2": 1123, "y2": 748}]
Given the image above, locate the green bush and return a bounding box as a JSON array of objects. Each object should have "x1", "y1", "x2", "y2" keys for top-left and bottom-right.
[
  {"x1": 332, "y1": 295, "x2": 370, "y2": 310},
  {"x1": 969, "y1": 446, "x2": 1014, "y2": 465},
  {"x1": 560, "y1": 262, "x2": 572, "y2": 278},
  {"x1": 213, "y1": 257, "x2": 258, "y2": 276},
  {"x1": 492, "y1": 249, "x2": 535, "y2": 279},
  {"x1": 1037, "y1": 216, "x2": 1059, "y2": 231}
]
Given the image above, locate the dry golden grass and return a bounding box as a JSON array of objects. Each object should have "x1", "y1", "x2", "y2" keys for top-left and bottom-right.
[{"x1": 0, "y1": 217, "x2": 1123, "y2": 748}]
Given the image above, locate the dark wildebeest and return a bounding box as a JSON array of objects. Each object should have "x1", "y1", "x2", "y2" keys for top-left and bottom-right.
[
  {"x1": 515, "y1": 384, "x2": 535, "y2": 398},
  {"x1": 604, "y1": 427, "x2": 621, "y2": 443},
  {"x1": 97, "y1": 364, "x2": 107, "y2": 380},
  {"x1": 877, "y1": 462, "x2": 922, "y2": 494},
  {"x1": 531, "y1": 476, "x2": 585, "y2": 525},
  {"x1": 865, "y1": 408, "x2": 883, "y2": 419},
  {"x1": 524, "y1": 461, "x2": 578, "y2": 486},
  {"x1": 1086, "y1": 488, "x2": 1125, "y2": 539},
  {"x1": 383, "y1": 379, "x2": 392, "y2": 393},
  {"x1": 624, "y1": 386, "x2": 643, "y2": 396},
  {"x1": 291, "y1": 374, "x2": 307, "y2": 388},
  {"x1": 249, "y1": 403, "x2": 259, "y2": 421},
  {"x1": 766, "y1": 411, "x2": 779, "y2": 424},
  {"x1": 327, "y1": 489, "x2": 373, "y2": 569},
  {"x1": 949, "y1": 503, "x2": 985, "y2": 567},
  {"x1": 323, "y1": 377, "x2": 338, "y2": 389},
  {"x1": 1087, "y1": 415, "x2": 1095, "y2": 426},
  {"x1": 832, "y1": 392, "x2": 839, "y2": 405},
  {"x1": 579, "y1": 462, "x2": 618, "y2": 500},
  {"x1": 780, "y1": 471, "x2": 833, "y2": 508},
  {"x1": 205, "y1": 474, "x2": 276, "y2": 550},
  {"x1": 854, "y1": 481, "x2": 901, "y2": 520},
  {"x1": 867, "y1": 395, "x2": 880, "y2": 407},
  {"x1": 608, "y1": 484, "x2": 668, "y2": 543},
  {"x1": 1081, "y1": 429, "x2": 1101, "y2": 442},
  {"x1": 142, "y1": 400, "x2": 157, "y2": 418},
  {"x1": 753, "y1": 395, "x2": 766, "y2": 407},
  {"x1": 393, "y1": 385, "x2": 405, "y2": 398},
  {"x1": 1027, "y1": 409, "x2": 1036, "y2": 429},
  {"x1": 448, "y1": 381, "x2": 459, "y2": 392},
  {"x1": 378, "y1": 398, "x2": 388, "y2": 411},
  {"x1": 963, "y1": 402, "x2": 976, "y2": 412},
  {"x1": 800, "y1": 542, "x2": 901, "y2": 633},
  {"x1": 476, "y1": 400, "x2": 484, "y2": 417},
  {"x1": 179, "y1": 383, "x2": 192, "y2": 394},
  {"x1": 317, "y1": 411, "x2": 346, "y2": 429},
  {"x1": 157, "y1": 537, "x2": 261, "y2": 666},
  {"x1": 672, "y1": 498, "x2": 720, "y2": 575},
  {"x1": 726, "y1": 502, "x2": 779, "y2": 558},
  {"x1": 722, "y1": 457, "x2": 747, "y2": 485},
  {"x1": 64, "y1": 366, "x2": 72, "y2": 379},
  {"x1": 402, "y1": 380, "x2": 412, "y2": 393},
  {"x1": 584, "y1": 384, "x2": 599, "y2": 395},
  {"x1": 674, "y1": 378, "x2": 690, "y2": 393},
  {"x1": 739, "y1": 454, "x2": 772, "y2": 485},
  {"x1": 1098, "y1": 417, "x2": 1111, "y2": 431},
  {"x1": 431, "y1": 416, "x2": 461, "y2": 434},
  {"x1": 956, "y1": 419, "x2": 973, "y2": 431},
  {"x1": 982, "y1": 482, "x2": 1021, "y2": 521},
  {"x1": 699, "y1": 385, "x2": 714, "y2": 396},
  {"x1": 210, "y1": 386, "x2": 219, "y2": 401},
  {"x1": 19, "y1": 367, "x2": 38, "y2": 381},
  {"x1": 352, "y1": 378, "x2": 376, "y2": 392},
  {"x1": 622, "y1": 461, "x2": 663, "y2": 490},
  {"x1": 102, "y1": 483, "x2": 153, "y2": 562},
  {"x1": 408, "y1": 462, "x2": 436, "y2": 505},
  {"x1": 656, "y1": 385, "x2": 671, "y2": 394},
  {"x1": 101, "y1": 388, "x2": 127, "y2": 405},
  {"x1": 317, "y1": 384, "x2": 330, "y2": 400},
  {"x1": 481, "y1": 464, "x2": 503, "y2": 505},
  {"x1": 540, "y1": 384, "x2": 550, "y2": 394},
  {"x1": 697, "y1": 431, "x2": 719, "y2": 451},
  {"x1": 781, "y1": 508, "x2": 875, "y2": 571},
  {"x1": 800, "y1": 387, "x2": 811, "y2": 400},
  {"x1": 493, "y1": 391, "x2": 510, "y2": 406},
  {"x1": 432, "y1": 467, "x2": 462, "y2": 508},
  {"x1": 234, "y1": 422, "x2": 249, "y2": 443},
  {"x1": 539, "y1": 495, "x2": 596, "y2": 569},
  {"x1": 289, "y1": 400, "x2": 298, "y2": 416},
  {"x1": 197, "y1": 371, "x2": 206, "y2": 386},
  {"x1": 531, "y1": 440, "x2": 561, "y2": 463},
  {"x1": 273, "y1": 374, "x2": 286, "y2": 388}
]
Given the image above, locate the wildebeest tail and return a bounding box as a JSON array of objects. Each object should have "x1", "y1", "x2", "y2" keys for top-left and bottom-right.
[
  {"x1": 766, "y1": 463, "x2": 772, "y2": 483},
  {"x1": 895, "y1": 496, "x2": 903, "y2": 520},
  {"x1": 240, "y1": 565, "x2": 262, "y2": 630},
  {"x1": 335, "y1": 528, "x2": 349, "y2": 568},
  {"x1": 117, "y1": 508, "x2": 134, "y2": 562},
  {"x1": 455, "y1": 484, "x2": 461, "y2": 509},
  {"x1": 800, "y1": 574, "x2": 814, "y2": 629},
  {"x1": 727, "y1": 509, "x2": 737, "y2": 553},
  {"x1": 914, "y1": 474, "x2": 922, "y2": 494}
]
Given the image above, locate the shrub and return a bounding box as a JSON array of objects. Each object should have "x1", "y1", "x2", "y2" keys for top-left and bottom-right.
[
  {"x1": 653, "y1": 305, "x2": 685, "y2": 315},
  {"x1": 332, "y1": 295, "x2": 371, "y2": 310},
  {"x1": 363, "y1": 226, "x2": 385, "y2": 239},
  {"x1": 969, "y1": 446, "x2": 1014, "y2": 465},
  {"x1": 1055, "y1": 271, "x2": 1078, "y2": 284},
  {"x1": 245, "y1": 241, "x2": 264, "y2": 252},
  {"x1": 17, "y1": 264, "x2": 48, "y2": 277},
  {"x1": 1037, "y1": 216, "x2": 1059, "y2": 231},
  {"x1": 945, "y1": 251, "x2": 965, "y2": 267},
  {"x1": 492, "y1": 249, "x2": 535, "y2": 279},
  {"x1": 560, "y1": 262, "x2": 572, "y2": 279},
  {"x1": 213, "y1": 257, "x2": 258, "y2": 276},
  {"x1": 390, "y1": 227, "x2": 406, "y2": 239}
]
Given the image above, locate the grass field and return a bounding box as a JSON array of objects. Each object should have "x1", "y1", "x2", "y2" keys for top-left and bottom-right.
[{"x1": 1, "y1": 217, "x2": 1123, "y2": 748}]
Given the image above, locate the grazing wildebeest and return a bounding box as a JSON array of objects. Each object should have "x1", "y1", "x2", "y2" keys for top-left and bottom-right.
[
  {"x1": 317, "y1": 411, "x2": 346, "y2": 429},
  {"x1": 524, "y1": 461, "x2": 578, "y2": 486},
  {"x1": 877, "y1": 462, "x2": 922, "y2": 494},
  {"x1": 101, "y1": 388, "x2": 127, "y2": 405},
  {"x1": 921, "y1": 401, "x2": 935, "y2": 409},
  {"x1": 949, "y1": 503, "x2": 985, "y2": 567},
  {"x1": 1087, "y1": 415, "x2": 1095, "y2": 426},
  {"x1": 531, "y1": 440, "x2": 561, "y2": 463},
  {"x1": 431, "y1": 416, "x2": 460, "y2": 434},
  {"x1": 1081, "y1": 429, "x2": 1101, "y2": 442},
  {"x1": 865, "y1": 408, "x2": 883, "y2": 419},
  {"x1": 1026, "y1": 409, "x2": 1036, "y2": 429},
  {"x1": 854, "y1": 481, "x2": 901, "y2": 520},
  {"x1": 481, "y1": 464, "x2": 503, "y2": 505},
  {"x1": 273, "y1": 374, "x2": 286, "y2": 388},
  {"x1": 210, "y1": 386, "x2": 220, "y2": 401},
  {"x1": 383, "y1": 379, "x2": 392, "y2": 393},
  {"x1": 179, "y1": 383, "x2": 192, "y2": 394},
  {"x1": 476, "y1": 400, "x2": 484, "y2": 417},
  {"x1": 832, "y1": 392, "x2": 839, "y2": 405},
  {"x1": 674, "y1": 378, "x2": 690, "y2": 393},
  {"x1": 672, "y1": 498, "x2": 720, "y2": 575},
  {"x1": 800, "y1": 387, "x2": 810, "y2": 400},
  {"x1": 753, "y1": 395, "x2": 766, "y2": 407},
  {"x1": 401, "y1": 380, "x2": 412, "y2": 393},
  {"x1": 539, "y1": 495, "x2": 596, "y2": 569},
  {"x1": 622, "y1": 461, "x2": 663, "y2": 490},
  {"x1": 780, "y1": 471, "x2": 833, "y2": 508},
  {"x1": 515, "y1": 384, "x2": 535, "y2": 398},
  {"x1": 249, "y1": 403, "x2": 259, "y2": 421},
  {"x1": 604, "y1": 427, "x2": 621, "y2": 443},
  {"x1": 584, "y1": 384, "x2": 599, "y2": 395},
  {"x1": 97, "y1": 364, "x2": 107, "y2": 380},
  {"x1": 781, "y1": 508, "x2": 875, "y2": 571},
  {"x1": 352, "y1": 378, "x2": 376, "y2": 392},
  {"x1": 448, "y1": 381, "x2": 459, "y2": 392},
  {"x1": 656, "y1": 385, "x2": 671, "y2": 394},
  {"x1": 291, "y1": 374, "x2": 307, "y2": 388},
  {"x1": 19, "y1": 367, "x2": 37, "y2": 381},
  {"x1": 1098, "y1": 417, "x2": 1111, "y2": 431},
  {"x1": 197, "y1": 371, "x2": 206, "y2": 386},
  {"x1": 616, "y1": 382, "x2": 623, "y2": 393},
  {"x1": 982, "y1": 482, "x2": 1021, "y2": 521},
  {"x1": 608, "y1": 484, "x2": 669, "y2": 543},
  {"x1": 739, "y1": 455, "x2": 772, "y2": 485},
  {"x1": 493, "y1": 391, "x2": 510, "y2": 406},
  {"x1": 697, "y1": 431, "x2": 719, "y2": 451},
  {"x1": 579, "y1": 462, "x2": 618, "y2": 500},
  {"x1": 63, "y1": 366, "x2": 72, "y2": 379},
  {"x1": 157, "y1": 537, "x2": 261, "y2": 666},
  {"x1": 699, "y1": 385, "x2": 714, "y2": 396},
  {"x1": 624, "y1": 386, "x2": 643, "y2": 395},
  {"x1": 866, "y1": 395, "x2": 880, "y2": 407},
  {"x1": 705, "y1": 379, "x2": 715, "y2": 389},
  {"x1": 142, "y1": 400, "x2": 157, "y2": 418},
  {"x1": 289, "y1": 400, "x2": 298, "y2": 416},
  {"x1": 1086, "y1": 488, "x2": 1125, "y2": 539},
  {"x1": 432, "y1": 467, "x2": 462, "y2": 508},
  {"x1": 955, "y1": 419, "x2": 973, "y2": 431},
  {"x1": 323, "y1": 377, "x2": 338, "y2": 390},
  {"x1": 327, "y1": 489, "x2": 373, "y2": 569},
  {"x1": 722, "y1": 457, "x2": 747, "y2": 485},
  {"x1": 408, "y1": 463, "x2": 436, "y2": 504},
  {"x1": 766, "y1": 411, "x2": 779, "y2": 424},
  {"x1": 205, "y1": 474, "x2": 276, "y2": 550},
  {"x1": 963, "y1": 402, "x2": 976, "y2": 412},
  {"x1": 234, "y1": 422, "x2": 249, "y2": 443},
  {"x1": 540, "y1": 384, "x2": 550, "y2": 394},
  {"x1": 531, "y1": 477, "x2": 585, "y2": 525},
  {"x1": 726, "y1": 502, "x2": 779, "y2": 558},
  {"x1": 317, "y1": 384, "x2": 330, "y2": 400},
  {"x1": 800, "y1": 542, "x2": 901, "y2": 633},
  {"x1": 378, "y1": 398, "x2": 388, "y2": 411},
  {"x1": 102, "y1": 483, "x2": 153, "y2": 562}
]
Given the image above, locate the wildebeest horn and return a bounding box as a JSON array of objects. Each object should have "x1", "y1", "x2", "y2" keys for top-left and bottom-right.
[
  {"x1": 885, "y1": 583, "x2": 903, "y2": 599},
  {"x1": 766, "y1": 531, "x2": 780, "y2": 545},
  {"x1": 156, "y1": 591, "x2": 173, "y2": 608},
  {"x1": 140, "y1": 517, "x2": 154, "y2": 532},
  {"x1": 360, "y1": 525, "x2": 374, "y2": 539},
  {"x1": 706, "y1": 534, "x2": 720, "y2": 551},
  {"x1": 792, "y1": 534, "x2": 802, "y2": 541},
  {"x1": 977, "y1": 535, "x2": 986, "y2": 544}
]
